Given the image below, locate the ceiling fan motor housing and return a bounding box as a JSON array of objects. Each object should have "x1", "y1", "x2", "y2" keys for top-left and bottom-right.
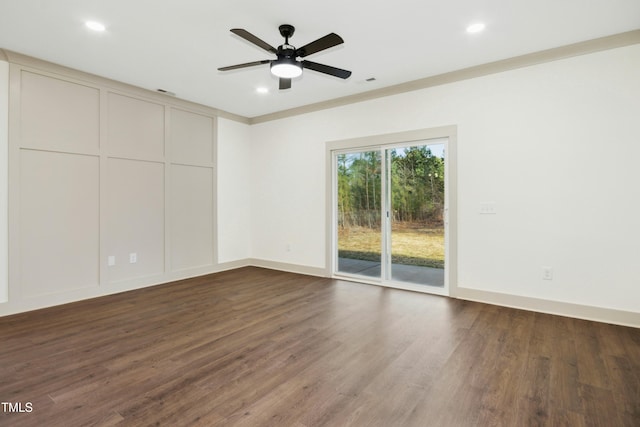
[{"x1": 278, "y1": 46, "x2": 297, "y2": 59}]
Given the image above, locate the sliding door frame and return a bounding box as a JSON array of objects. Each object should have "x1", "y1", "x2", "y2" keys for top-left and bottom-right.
[{"x1": 325, "y1": 126, "x2": 458, "y2": 297}]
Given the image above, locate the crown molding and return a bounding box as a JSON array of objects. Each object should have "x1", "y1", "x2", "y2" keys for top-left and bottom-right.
[
  {"x1": 0, "y1": 48, "x2": 250, "y2": 124},
  {"x1": 3, "y1": 29, "x2": 639, "y2": 126},
  {"x1": 250, "y1": 29, "x2": 640, "y2": 124}
]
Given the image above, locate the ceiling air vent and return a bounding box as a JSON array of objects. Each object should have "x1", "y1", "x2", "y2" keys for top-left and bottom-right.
[{"x1": 156, "y1": 89, "x2": 176, "y2": 96}]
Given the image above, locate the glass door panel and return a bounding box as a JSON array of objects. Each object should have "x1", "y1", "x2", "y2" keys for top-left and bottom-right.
[
  {"x1": 336, "y1": 151, "x2": 382, "y2": 279},
  {"x1": 333, "y1": 139, "x2": 448, "y2": 292},
  {"x1": 387, "y1": 143, "x2": 445, "y2": 287}
]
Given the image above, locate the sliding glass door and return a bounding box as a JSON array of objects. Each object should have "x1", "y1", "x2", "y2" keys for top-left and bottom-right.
[
  {"x1": 336, "y1": 150, "x2": 382, "y2": 279},
  {"x1": 333, "y1": 139, "x2": 448, "y2": 293},
  {"x1": 387, "y1": 143, "x2": 445, "y2": 287}
]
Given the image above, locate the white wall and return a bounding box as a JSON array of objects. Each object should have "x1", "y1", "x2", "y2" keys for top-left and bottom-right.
[
  {"x1": 217, "y1": 118, "x2": 252, "y2": 263},
  {"x1": 249, "y1": 44, "x2": 640, "y2": 314},
  {"x1": 0, "y1": 60, "x2": 8, "y2": 303},
  {"x1": 250, "y1": 120, "x2": 328, "y2": 268}
]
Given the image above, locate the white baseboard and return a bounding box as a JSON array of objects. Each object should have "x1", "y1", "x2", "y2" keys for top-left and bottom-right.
[
  {"x1": 247, "y1": 258, "x2": 329, "y2": 278},
  {"x1": 0, "y1": 261, "x2": 252, "y2": 317},
  {"x1": 456, "y1": 286, "x2": 640, "y2": 328},
  {"x1": 2, "y1": 259, "x2": 638, "y2": 329},
  {"x1": 244, "y1": 263, "x2": 639, "y2": 328},
  {"x1": 213, "y1": 258, "x2": 253, "y2": 273}
]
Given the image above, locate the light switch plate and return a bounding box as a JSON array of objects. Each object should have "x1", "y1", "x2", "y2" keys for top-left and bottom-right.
[{"x1": 480, "y1": 202, "x2": 497, "y2": 214}]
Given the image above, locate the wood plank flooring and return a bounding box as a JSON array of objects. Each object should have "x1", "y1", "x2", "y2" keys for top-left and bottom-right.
[{"x1": 1, "y1": 267, "x2": 639, "y2": 426}]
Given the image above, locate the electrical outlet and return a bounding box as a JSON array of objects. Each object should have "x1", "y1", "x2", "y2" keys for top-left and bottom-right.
[
  {"x1": 542, "y1": 267, "x2": 553, "y2": 280},
  {"x1": 129, "y1": 253, "x2": 137, "y2": 264},
  {"x1": 107, "y1": 256, "x2": 115, "y2": 266}
]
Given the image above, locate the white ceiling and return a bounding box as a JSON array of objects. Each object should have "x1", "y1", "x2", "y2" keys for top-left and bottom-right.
[{"x1": 1, "y1": 0, "x2": 639, "y2": 118}]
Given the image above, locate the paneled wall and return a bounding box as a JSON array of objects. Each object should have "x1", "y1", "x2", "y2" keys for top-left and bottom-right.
[
  {"x1": 18, "y1": 71, "x2": 101, "y2": 297},
  {"x1": 4, "y1": 59, "x2": 220, "y2": 314}
]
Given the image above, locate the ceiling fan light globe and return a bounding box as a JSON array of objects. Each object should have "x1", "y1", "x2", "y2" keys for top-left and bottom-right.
[{"x1": 271, "y1": 61, "x2": 303, "y2": 78}]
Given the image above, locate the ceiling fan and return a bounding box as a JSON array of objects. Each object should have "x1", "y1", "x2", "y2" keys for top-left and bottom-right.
[{"x1": 218, "y1": 24, "x2": 352, "y2": 90}]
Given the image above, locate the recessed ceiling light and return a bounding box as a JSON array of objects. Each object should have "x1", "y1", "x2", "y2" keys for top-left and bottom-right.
[
  {"x1": 466, "y1": 22, "x2": 486, "y2": 34},
  {"x1": 256, "y1": 87, "x2": 269, "y2": 94},
  {"x1": 85, "y1": 21, "x2": 106, "y2": 32}
]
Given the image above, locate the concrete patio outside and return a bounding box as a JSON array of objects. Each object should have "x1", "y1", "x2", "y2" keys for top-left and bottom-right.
[{"x1": 338, "y1": 257, "x2": 444, "y2": 287}]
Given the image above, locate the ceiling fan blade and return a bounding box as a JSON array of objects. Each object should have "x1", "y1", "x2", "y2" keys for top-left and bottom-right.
[
  {"x1": 296, "y1": 33, "x2": 344, "y2": 57},
  {"x1": 279, "y1": 78, "x2": 292, "y2": 90},
  {"x1": 218, "y1": 60, "x2": 270, "y2": 71},
  {"x1": 302, "y1": 60, "x2": 352, "y2": 79},
  {"x1": 230, "y1": 29, "x2": 277, "y2": 54}
]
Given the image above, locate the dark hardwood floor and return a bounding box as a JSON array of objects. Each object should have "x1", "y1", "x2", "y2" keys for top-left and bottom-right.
[{"x1": 1, "y1": 267, "x2": 638, "y2": 426}]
